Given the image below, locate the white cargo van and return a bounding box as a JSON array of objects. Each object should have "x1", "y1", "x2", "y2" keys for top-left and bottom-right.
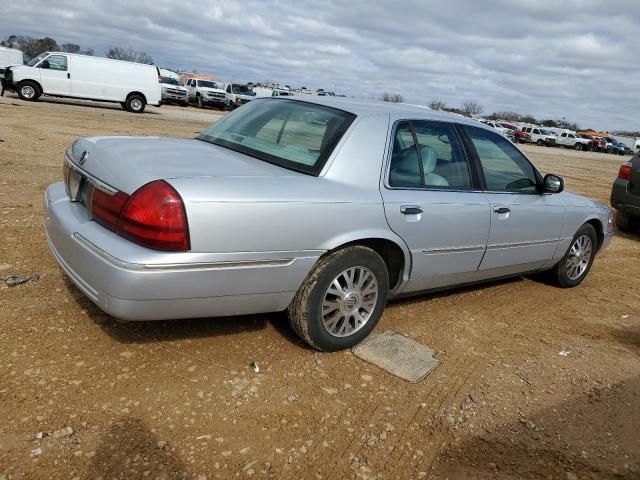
[{"x1": 4, "y1": 52, "x2": 161, "y2": 113}]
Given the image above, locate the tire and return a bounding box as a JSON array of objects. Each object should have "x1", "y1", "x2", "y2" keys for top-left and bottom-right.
[
  {"x1": 550, "y1": 224, "x2": 597, "y2": 288},
  {"x1": 16, "y1": 80, "x2": 41, "y2": 101},
  {"x1": 125, "y1": 94, "x2": 146, "y2": 113},
  {"x1": 196, "y1": 95, "x2": 203, "y2": 108},
  {"x1": 615, "y1": 211, "x2": 637, "y2": 233},
  {"x1": 288, "y1": 246, "x2": 389, "y2": 351},
  {"x1": 537, "y1": 139, "x2": 544, "y2": 146},
  {"x1": 574, "y1": 143, "x2": 583, "y2": 151}
]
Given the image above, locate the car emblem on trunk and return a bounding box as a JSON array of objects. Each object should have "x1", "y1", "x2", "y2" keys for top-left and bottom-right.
[{"x1": 79, "y1": 150, "x2": 89, "y2": 165}]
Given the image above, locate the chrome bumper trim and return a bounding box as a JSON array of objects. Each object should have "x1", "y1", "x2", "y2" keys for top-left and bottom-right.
[{"x1": 72, "y1": 233, "x2": 295, "y2": 272}]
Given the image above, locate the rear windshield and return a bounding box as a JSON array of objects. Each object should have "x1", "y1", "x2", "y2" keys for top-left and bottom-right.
[{"x1": 198, "y1": 99, "x2": 356, "y2": 175}]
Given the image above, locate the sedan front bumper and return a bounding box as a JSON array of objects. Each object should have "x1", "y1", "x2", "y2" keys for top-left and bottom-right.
[{"x1": 45, "y1": 182, "x2": 318, "y2": 321}]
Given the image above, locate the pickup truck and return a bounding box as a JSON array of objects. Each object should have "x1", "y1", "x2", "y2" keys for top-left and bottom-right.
[
  {"x1": 556, "y1": 132, "x2": 592, "y2": 151},
  {"x1": 224, "y1": 83, "x2": 256, "y2": 110},
  {"x1": 185, "y1": 78, "x2": 226, "y2": 109}
]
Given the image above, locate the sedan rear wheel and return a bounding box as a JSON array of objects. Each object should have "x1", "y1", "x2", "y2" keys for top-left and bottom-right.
[
  {"x1": 551, "y1": 223, "x2": 597, "y2": 288},
  {"x1": 288, "y1": 246, "x2": 389, "y2": 351}
]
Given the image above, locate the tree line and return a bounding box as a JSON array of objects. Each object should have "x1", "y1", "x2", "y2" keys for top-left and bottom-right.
[{"x1": 1, "y1": 34, "x2": 153, "y2": 64}]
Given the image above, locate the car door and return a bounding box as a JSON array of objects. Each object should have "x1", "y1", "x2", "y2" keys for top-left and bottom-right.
[
  {"x1": 37, "y1": 54, "x2": 71, "y2": 96},
  {"x1": 463, "y1": 125, "x2": 564, "y2": 271},
  {"x1": 381, "y1": 120, "x2": 491, "y2": 291}
]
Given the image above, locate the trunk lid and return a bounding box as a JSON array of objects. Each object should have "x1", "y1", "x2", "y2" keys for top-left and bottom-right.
[{"x1": 68, "y1": 136, "x2": 294, "y2": 194}]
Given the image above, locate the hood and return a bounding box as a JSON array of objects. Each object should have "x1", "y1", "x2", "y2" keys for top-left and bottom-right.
[
  {"x1": 68, "y1": 136, "x2": 294, "y2": 194},
  {"x1": 201, "y1": 87, "x2": 225, "y2": 94},
  {"x1": 161, "y1": 83, "x2": 187, "y2": 92}
]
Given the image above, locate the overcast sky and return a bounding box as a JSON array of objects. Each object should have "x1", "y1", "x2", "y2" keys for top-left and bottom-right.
[{"x1": 1, "y1": 0, "x2": 638, "y2": 130}]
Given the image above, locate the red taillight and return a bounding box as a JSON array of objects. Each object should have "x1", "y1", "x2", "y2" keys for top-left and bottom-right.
[
  {"x1": 115, "y1": 180, "x2": 190, "y2": 251},
  {"x1": 92, "y1": 189, "x2": 130, "y2": 231},
  {"x1": 618, "y1": 162, "x2": 632, "y2": 181}
]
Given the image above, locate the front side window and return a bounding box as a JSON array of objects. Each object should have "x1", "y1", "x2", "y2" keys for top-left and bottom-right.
[
  {"x1": 43, "y1": 55, "x2": 67, "y2": 71},
  {"x1": 27, "y1": 52, "x2": 48, "y2": 67},
  {"x1": 198, "y1": 99, "x2": 355, "y2": 175},
  {"x1": 389, "y1": 121, "x2": 472, "y2": 189},
  {"x1": 465, "y1": 126, "x2": 539, "y2": 193}
]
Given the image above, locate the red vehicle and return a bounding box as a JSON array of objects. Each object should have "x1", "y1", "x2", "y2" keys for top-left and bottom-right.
[
  {"x1": 580, "y1": 134, "x2": 605, "y2": 152},
  {"x1": 500, "y1": 123, "x2": 531, "y2": 144}
]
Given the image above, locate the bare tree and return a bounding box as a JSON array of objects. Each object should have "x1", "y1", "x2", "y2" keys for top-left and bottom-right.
[
  {"x1": 106, "y1": 47, "x2": 153, "y2": 64},
  {"x1": 428, "y1": 99, "x2": 447, "y2": 110},
  {"x1": 1, "y1": 34, "x2": 18, "y2": 49},
  {"x1": 381, "y1": 92, "x2": 404, "y2": 103},
  {"x1": 461, "y1": 100, "x2": 483, "y2": 116},
  {"x1": 491, "y1": 111, "x2": 520, "y2": 122}
]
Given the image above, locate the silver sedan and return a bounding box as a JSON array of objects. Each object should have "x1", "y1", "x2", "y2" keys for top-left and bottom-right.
[{"x1": 45, "y1": 97, "x2": 614, "y2": 351}]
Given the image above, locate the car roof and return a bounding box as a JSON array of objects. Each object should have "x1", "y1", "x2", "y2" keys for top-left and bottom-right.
[{"x1": 265, "y1": 95, "x2": 487, "y2": 129}]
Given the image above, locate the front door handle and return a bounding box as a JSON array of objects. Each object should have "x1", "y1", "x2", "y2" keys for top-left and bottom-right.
[
  {"x1": 67, "y1": 73, "x2": 70, "y2": 79},
  {"x1": 400, "y1": 205, "x2": 423, "y2": 215},
  {"x1": 494, "y1": 207, "x2": 511, "y2": 214}
]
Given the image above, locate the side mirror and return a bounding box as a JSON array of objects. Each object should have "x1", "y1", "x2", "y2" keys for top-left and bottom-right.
[
  {"x1": 542, "y1": 174, "x2": 564, "y2": 194},
  {"x1": 40, "y1": 60, "x2": 50, "y2": 69}
]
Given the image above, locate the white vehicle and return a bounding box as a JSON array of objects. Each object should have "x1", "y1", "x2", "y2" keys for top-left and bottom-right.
[
  {"x1": 521, "y1": 126, "x2": 557, "y2": 147},
  {"x1": 224, "y1": 83, "x2": 256, "y2": 110},
  {"x1": 184, "y1": 78, "x2": 226, "y2": 109},
  {"x1": 4, "y1": 52, "x2": 161, "y2": 113},
  {"x1": 0, "y1": 46, "x2": 23, "y2": 93},
  {"x1": 556, "y1": 131, "x2": 592, "y2": 151},
  {"x1": 159, "y1": 68, "x2": 188, "y2": 106},
  {"x1": 481, "y1": 120, "x2": 515, "y2": 141}
]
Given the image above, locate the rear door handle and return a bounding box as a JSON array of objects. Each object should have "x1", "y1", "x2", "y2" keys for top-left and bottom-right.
[
  {"x1": 400, "y1": 205, "x2": 423, "y2": 215},
  {"x1": 493, "y1": 207, "x2": 511, "y2": 214}
]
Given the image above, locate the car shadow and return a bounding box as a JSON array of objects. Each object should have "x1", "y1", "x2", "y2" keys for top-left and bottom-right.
[
  {"x1": 63, "y1": 277, "x2": 308, "y2": 349},
  {"x1": 4, "y1": 92, "x2": 162, "y2": 114},
  {"x1": 432, "y1": 375, "x2": 640, "y2": 478},
  {"x1": 608, "y1": 326, "x2": 640, "y2": 354},
  {"x1": 80, "y1": 416, "x2": 189, "y2": 479}
]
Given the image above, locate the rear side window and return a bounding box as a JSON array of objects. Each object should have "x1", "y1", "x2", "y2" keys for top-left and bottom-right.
[
  {"x1": 389, "y1": 121, "x2": 472, "y2": 190},
  {"x1": 465, "y1": 126, "x2": 539, "y2": 193},
  {"x1": 198, "y1": 99, "x2": 355, "y2": 175}
]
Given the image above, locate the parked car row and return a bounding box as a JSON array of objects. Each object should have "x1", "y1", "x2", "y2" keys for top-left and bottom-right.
[{"x1": 483, "y1": 119, "x2": 635, "y2": 156}]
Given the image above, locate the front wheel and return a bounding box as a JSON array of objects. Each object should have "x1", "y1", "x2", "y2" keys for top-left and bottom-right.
[
  {"x1": 17, "y1": 81, "x2": 41, "y2": 101},
  {"x1": 550, "y1": 224, "x2": 597, "y2": 288},
  {"x1": 615, "y1": 211, "x2": 637, "y2": 232},
  {"x1": 288, "y1": 246, "x2": 389, "y2": 351},
  {"x1": 537, "y1": 139, "x2": 544, "y2": 146},
  {"x1": 574, "y1": 143, "x2": 583, "y2": 151},
  {"x1": 196, "y1": 95, "x2": 203, "y2": 108}
]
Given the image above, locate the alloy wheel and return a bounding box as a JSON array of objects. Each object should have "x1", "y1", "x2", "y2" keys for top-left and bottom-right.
[
  {"x1": 566, "y1": 234, "x2": 593, "y2": 280},
  {"x1": 321, "y1": 266, "x2": 379, "y2": 337}
]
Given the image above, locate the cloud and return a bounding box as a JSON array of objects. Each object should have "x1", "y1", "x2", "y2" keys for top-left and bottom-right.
[{"x1": 0, "y1": 0, "x2": 638, "y2": 130}]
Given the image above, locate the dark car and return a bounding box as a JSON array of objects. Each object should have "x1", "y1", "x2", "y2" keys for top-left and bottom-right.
[{"x1": 611, "y1": 152, "x2": 640, "y2": 232}]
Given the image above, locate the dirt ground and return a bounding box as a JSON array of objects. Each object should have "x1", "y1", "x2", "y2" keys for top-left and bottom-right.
[{"x1": 0, "y1": 95, "x2": 638, "y2": 480}]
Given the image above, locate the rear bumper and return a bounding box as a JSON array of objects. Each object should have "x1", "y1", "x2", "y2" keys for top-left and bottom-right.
[
  {"x1": 611, "y1": 180, "x2": 640, "y2": 217},
  {"x1": 45, "y1": 182, "x2": 319, "y2": 321}
]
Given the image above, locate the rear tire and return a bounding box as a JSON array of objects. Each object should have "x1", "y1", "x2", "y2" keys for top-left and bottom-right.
[
  {"x1": 550, "y1": 224, "x2": 597, "y2": 288},
  {"x1": 125, "y1": 94, "x2": 146, "y2": 113},
  {"x1": 16, "y1": 80, "x2": 41, "y2": 101},
  {"x1": 288, "y1": 246, "x2": 389, "y2": 352}
]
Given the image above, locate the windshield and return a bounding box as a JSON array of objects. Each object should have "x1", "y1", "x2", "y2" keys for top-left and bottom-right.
[
  {"x1": 198, "y1": 80, "x2": 219, "y2": 89},
  {"x1": 198, "y1": 99, "x2": 356, "y2": 175},
  {"x1": 27, "y1": 52, "x2": 48, "y2": 67},
  {"x1": 232, "y1": 85, "x2": 254, "y2": 95},
  {"x1": 540, "y1": 129, "x2": 552, "y2": 135},
  {"x1": 160, "y1": 76, "x2": 180, "y2": 85}
]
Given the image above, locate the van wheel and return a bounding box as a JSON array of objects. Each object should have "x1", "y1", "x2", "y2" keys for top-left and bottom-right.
[
  {"x1": 125, "y1": 94, "x2": 146, "y2": 113},
  {"x1": 536, "y1": 139, "x2": 544, "y2": 146},
  {"x1": 288, "y1": 246, "x2": 389, "y2": 351},
  {"x1": 17, "y1": 81, "x2": 41, "y2": 101}
]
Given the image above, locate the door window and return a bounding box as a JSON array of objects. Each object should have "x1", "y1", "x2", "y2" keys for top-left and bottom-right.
[
  {"x1": 389, "y1": 121, "x2": 472, "y2": 189},
  {"x1": 44, "y1": 55, "x2": 67, "y2": 71},
  {"x1": 465, "y1": 125, "x2": 539, "y2": 193}
]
